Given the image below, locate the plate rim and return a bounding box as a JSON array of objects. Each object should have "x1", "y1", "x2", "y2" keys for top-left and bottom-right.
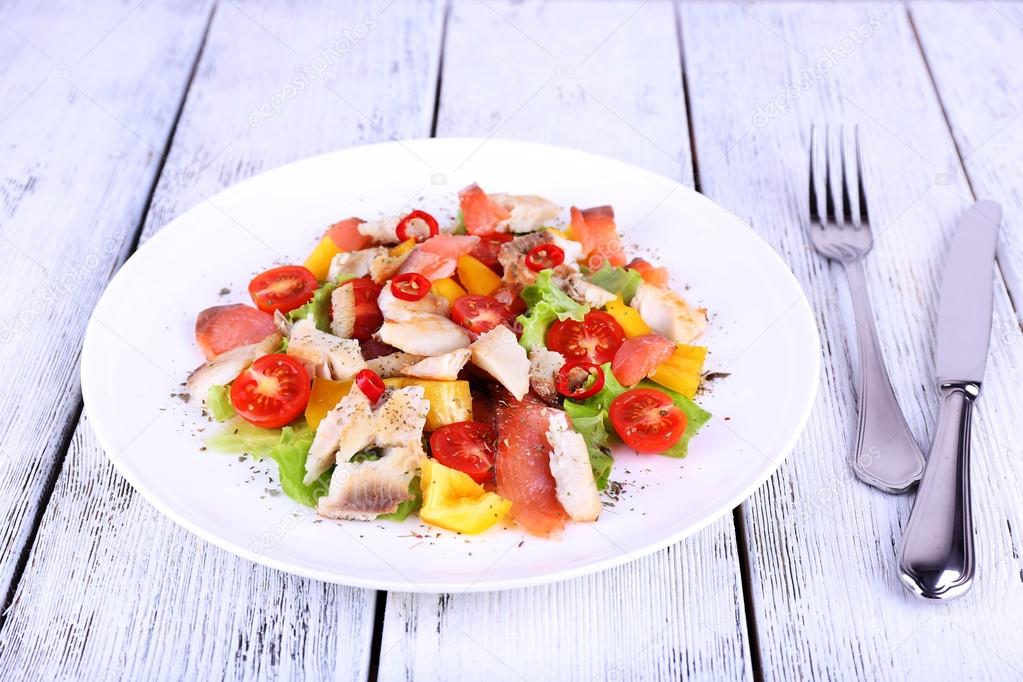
[{"x1": 81, "y1": 137, "x2": 821, "y2": 592}]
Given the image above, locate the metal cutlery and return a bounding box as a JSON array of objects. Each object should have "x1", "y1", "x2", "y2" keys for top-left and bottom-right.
[
  {"x1": 808, "y1": 125, "x2": 926, "y2": 493},
  {"x1": 898, "y1": 200, "x2": 1001, "y2": 600}
]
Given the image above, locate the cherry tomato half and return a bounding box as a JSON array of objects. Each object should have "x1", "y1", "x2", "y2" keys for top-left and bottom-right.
[
  {"x1": 248, "y1": 265, "x2": 318, "y2": 314},
  {"x1": 450, "y1": 295, "x2": 514, "y2": 336},
  {"x1": 230, "y1": 354, "x2": 311, "y2": 428},
  {"x1": 608, "y1": 388, "x2": 687, "y2": 454},
  {"x1": 524, "y1": 243, "x2": 565, "y2": 272},
  {"x1": 332, "y1": 278, "x2": 383, "y2": 341},
  {"x1": 391, "y1": 272, "x2": 431, "y2": 302},
  {"x1": 355, "y1": 368, "x2": 386, "y2": 404},
  {"x1": 396, "y1": 210, "x2": 440, "y2": 243},
  {"x1": 556, "y1": 362, "x2": 605, "y2": 400},
  {"x1": 429, "y1": 421, "x2": 497, "y2": 483},
  {"x1": 546, "y1": 310, "x2": 626, "y2": 365},
  {"x1": 470, "y1": 233, "x2": 515, "y2": 272}
]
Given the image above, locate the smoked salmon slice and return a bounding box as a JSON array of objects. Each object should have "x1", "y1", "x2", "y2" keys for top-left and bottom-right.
[
  {"x1": 399, "y1": 234, "x2": 480, "y2": 280},
  {"x1": 494, "y1": 390, "x2": 568, "y2": 537},
  {"x1": 195, "y1": 303, "x2": 276, "y2": 360},
  {"x1": 458, "y1": 183, "x2": 510, "y2": 236},
  {"x1": 570, "y1": 205, "x2": 626, "y2": 268}
]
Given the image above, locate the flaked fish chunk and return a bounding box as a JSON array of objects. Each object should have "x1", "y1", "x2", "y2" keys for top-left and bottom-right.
[
  {"x1": 357, "y1": 215, "x2": 402, "y2": 245},
  {"x1": 547, "y1": 412, "x2": 601, "y2": 522},
  {"x1": 631, "y1": 282, "x2": 707, "y2": 343},
  {"x1": 377, "y1": 283, "x2": 449, "y2": 321},
  {"x1": 470, "y1": 325, "x2": 530, "y2": 400},
  {"x1": 305, "y1": 389, "x2": 375, "y2": 485},
  {"x1": 528, "y1": 348, "x2": 566, "y2": 405},
  {"x1": 561, "y1": 272, "x2": 616, "y2": 308},
  {"x1": 367, "y1": 351, "x2": 423, "y2": 378},
  {"x1": 489, "y1": 193, "x2": 560, "y2": 234},
  {"x1": 401, "y1": 348, "x2": 471, "y2": 381},
  {"x1": 374, "y1": 386, "x2": 430, "y2": 448},
  {"x1": 316, "y1": 443, "x2": 424, "y2": 521},
  {"x1": 377, "y1": 316, "x2": 470, "y2": 356},
  {"x1": 186, "y1": 332, "x2": 282, "y2": 402},
  {"x1": 288, "y1": 318, "x2": 366, "y2": 380},
  {"x1": 328, "y1": 247, "x2": 386, "y2": 281}
]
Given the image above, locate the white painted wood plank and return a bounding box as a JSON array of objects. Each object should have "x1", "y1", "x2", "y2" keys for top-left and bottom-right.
[
  {"x1": 0, "y1": 0, "x2": 212, "y2": 603},
  {"x1": 380, "y1": 3, "x2": 752, "y2": 681},
  {"x1": 681, "y1": 2, "x2": 1023, "y2": 680},
  {"x1": 0, "y1": 1, "x2": 445, "y2": 679},
  {"x1": 911, "y1": 1, "x2": 1023, "y2": 325}
]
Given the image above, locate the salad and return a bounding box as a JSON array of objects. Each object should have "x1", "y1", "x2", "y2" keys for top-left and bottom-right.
[{"x1": 186, "y1": 183, "x2": 712, "y2": 538}]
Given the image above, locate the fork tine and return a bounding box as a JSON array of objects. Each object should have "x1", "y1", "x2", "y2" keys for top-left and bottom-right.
[
  {"x1": 840, "y1": 125, "x2": 853, "y2": 225},
  {"x1": 824, "y1": 125, "x2": 836, "y2": 223},
  {"x1": 809, "y1": 125, "x2": 820, "y2": 223},
  {"x1": 855, "y1": 125, "x2": 869, "y2": 224}
]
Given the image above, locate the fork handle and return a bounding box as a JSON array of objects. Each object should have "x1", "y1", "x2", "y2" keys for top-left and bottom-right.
[{"x1": 843, "y1": 259, "x2": 926, "y2": 493}]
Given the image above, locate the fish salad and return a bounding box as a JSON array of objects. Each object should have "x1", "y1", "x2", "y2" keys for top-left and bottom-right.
[{"x1": 188, "y1": 183, "x2": 712, "y2": 537}]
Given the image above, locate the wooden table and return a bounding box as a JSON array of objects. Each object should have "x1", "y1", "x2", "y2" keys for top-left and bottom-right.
[{"x1": 2, "y1": 1, "x2": 1022, "y2": 679}]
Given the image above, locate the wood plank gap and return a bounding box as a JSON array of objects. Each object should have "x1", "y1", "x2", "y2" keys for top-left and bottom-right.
[
  {"x1": 905, "y1": 5, "x2": 1022, "y2": 323},
  {"x1": 429, "y1": 0, "x2": 452, "y2": 138},
  {"x1": 366, "y1": 590, "x2": 388, "y2": 682},
  {"x1": 732, "y1": 507, "x2": 765, "y2": 682},
  {"x1": 677, "y1": 4, "x2": 759, "y2": 678},
  {"x1": 0, "y1": 0, "x2": 219, "y2": 634}
]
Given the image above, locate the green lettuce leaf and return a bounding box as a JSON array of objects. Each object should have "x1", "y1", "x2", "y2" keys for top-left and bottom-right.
[
  {"x1": 206, "y1": 384, "x2": 236, "y2": 422},
  {"x1": 516, "y1": 269, "x2": 589, "y2": 351},
  {"x1": 564, "y1": 401, "x2": 614, "y2": 490},
  {"x1": 452, "y1": 209, "x2": 467, "y2": 235},
  {"x1": 268, "y1": 424, "x2": 331, "y2": 507},
  {"x1": 587, "y1": 263, "x2": 643, "y2": 304},
  {"x1": 378, "y1": 476, "x2": 423, "y2": 521},
  {"x1": 204, "y1": 419, "x2": 282, "y2": 459},
  {"x1": 289, "y1": 273, "x2": 356, "y2": 331}
]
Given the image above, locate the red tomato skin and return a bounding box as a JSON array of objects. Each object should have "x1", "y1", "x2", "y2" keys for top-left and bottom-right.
[
  {"x1": 628, "y1": 257, "x2": 670, "y2": 287},
  {"x1": 327, "y1": 217, "x2": 370, "y2": 251},
  {"x1": 230, "y1": 353, "x2": 311, "y2": 429},
  {"x1": 611, "y1": 334, "x2": 676, "y2": 387},
  {"x1": 469, "y1": 236, "x2": 509, "y2": 273},
  {"x1": 458, "y1": 183, "x2": 510, "y2": 236},
  {"x1": 429, "y1": 421, "x2": 497, "y2": 484},
  {"x1": 195, "y1": 304, "x2": 276, "y2": 360},
  {"x1": 608, "y1": 388, "x2": 686, "y2": 454},
  {"x1": 570, "y1": 205, "x2": 626, "y2": 269},
  {"x1": 450, "y1": 295, "x2": 514, "y2": 337},
  {"x1": 493, "y1": 286, "x2": 527, "y2": 316},
  {"x1": 335, "y1": 278, "x2": 383, "y2": 341},
  {"x1": 546, "y1": 310, "x2": 626, "y2": 365},
  {"x1": 248, "y1": 265, "x2": 318, "y2": 314}
]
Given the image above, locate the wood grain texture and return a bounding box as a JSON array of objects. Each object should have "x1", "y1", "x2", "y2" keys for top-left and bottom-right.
[
  {"x1": 0, "y1": 0, "x2": 212, "y2": 607},
  {"x1": 380, "y1": 3, "x2": 752, "y2": 681},
  {"x1": 680, "y1": 2, "x2": 1023, "y2": 680},
  {"x1": 911, "y1": 1, "x2": 1023, "y2": 325},
  {"x1": 0, "y1": 1, "x2": 444, "y2": 679}
]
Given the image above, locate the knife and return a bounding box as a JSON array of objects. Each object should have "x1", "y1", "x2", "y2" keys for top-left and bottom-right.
[{"x1": 897, "y1": 199, "x2": 1001, "y2": 600}]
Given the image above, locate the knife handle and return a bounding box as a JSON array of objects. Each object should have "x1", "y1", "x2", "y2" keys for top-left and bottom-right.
[
  {"x1": 844, "y1": 260, "x2": 926, "y2": 492},
  {"x1": 898, "y1": 381, "x2": 978, "y2": 600}
]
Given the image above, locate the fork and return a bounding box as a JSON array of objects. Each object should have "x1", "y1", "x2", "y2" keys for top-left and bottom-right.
[{"x1": 808, "y1": 125, "x2": 926, "y2": 493}]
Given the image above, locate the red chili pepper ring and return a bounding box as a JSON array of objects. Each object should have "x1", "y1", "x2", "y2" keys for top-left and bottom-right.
[
  {"x1": 391, "y1": 272, "x2": 431, "y2": 302},
  {"x1": 525, "y1": 243, "x2": 565, "y2": 272},
  {"x1": 396, "y1": 210, "x2": 440, "y2": 243},
  {"x1": 556, "y1": 361, "x2": 605, "y2": 400}
]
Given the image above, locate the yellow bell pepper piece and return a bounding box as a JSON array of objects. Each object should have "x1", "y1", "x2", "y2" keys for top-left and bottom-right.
[
  {"x1": 649, "y1": 344, "x2": 708, "y2": 399},
  {"x1": 305, "y1": 377, "x2": 353, "y2": 429},
  {"x1": 604, "y1": 296, "x2": 652, "y2": 338},
  {"x1": 391, "y1": 238, "x2": 417, "y2": 258},
  {"x1": 304, "y1": 234, "x2": 342, "y2": 281},
  {"x1": 456, "y1": 254, "x2": 502, "y2": 296},
  {"x1": 432, "y1": 278, "x2": 468, "y2": 306},
  {"x1": 545, "y1": 227, "x2": 572, "y2": 240},
  {"x1": 419, "y1": 459, "x2": 511, "y2": 534},
  {"x1": 305, "y1": 377, "x2": 472, "y2": 431},
  {"x1": 383, "y1": 378, "x2": 473, "y2": 431}
]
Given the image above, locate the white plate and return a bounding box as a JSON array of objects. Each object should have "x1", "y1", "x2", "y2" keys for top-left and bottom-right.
[{"x1": 82, "y1": 139, "x2": 819, "y2": 592}]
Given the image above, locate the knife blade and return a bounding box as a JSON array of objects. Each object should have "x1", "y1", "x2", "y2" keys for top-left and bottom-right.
[
  {"x1": 934, "y1": 199, "x2": 1001, "y2": 384},
  {"x1": 898, "y1": 199, "x2": 1001, "y2": 600}
]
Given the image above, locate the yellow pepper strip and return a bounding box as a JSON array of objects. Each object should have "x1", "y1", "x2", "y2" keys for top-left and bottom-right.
[
  {"x1": 419, "y1": 459, "x2": 512, "y2": 534},
  {"x1": 305, "y1": 377, "x2": 353, "y2": 429},
  {"x1": 306, "y1": 377, "x2": 473, "y2": 431},
  {"x1": 431, "y1": 277, "x2": 468, "y2": 306},
  {"x1": 456, "y1": 254, "x2": 502, "y2": 296},
  {"x1": 545, "y1": 227, "x2": 571, "y2": 240},
  {"x1": 649, "y1": 344, "x2": 708, "y2": 399},
  {"x1": 304, "y1": 235, "x2": 342, "y2": 281},
  {"x1": 383, "y1": 378, "x2": 473, "y2": 430},
  {"x1": 391, "y1": 238, "x2": 417, "y2": 258},
  {"x1": 604, "y1": 296, "x2": 652, "y2": 338}
]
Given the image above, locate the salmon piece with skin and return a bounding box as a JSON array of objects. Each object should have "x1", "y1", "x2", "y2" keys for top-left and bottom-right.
[
  {"x1": 459, "y1": 183, "x2": 511, "y2": 236},
  {"x1": 570, "y1": 206, "x2": 627, "y2": 268},
  {"x1": 398, "y1": 234, "x2": 481, "y2": 280},
  {"x1": 195, "y1": 304, "x2": 277, "y2": 360},
  {"x1": 495, "y1": 391, "x2": 569, "y2": 537}
]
